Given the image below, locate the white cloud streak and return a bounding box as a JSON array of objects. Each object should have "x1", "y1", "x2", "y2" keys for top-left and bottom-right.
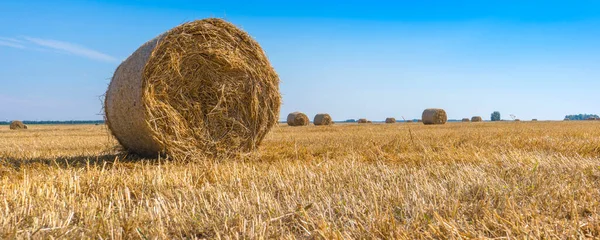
[
  {"x1": 23, "y1": 36, "x2": 118, "y2": 63},
  {"x1": 0, "y1": 40, "x2": 26, "y2": 49}
]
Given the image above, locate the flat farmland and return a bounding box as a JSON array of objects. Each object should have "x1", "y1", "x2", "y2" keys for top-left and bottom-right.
[{"x1": 1, "y1": 122, "x2": 599, "y2": 239}]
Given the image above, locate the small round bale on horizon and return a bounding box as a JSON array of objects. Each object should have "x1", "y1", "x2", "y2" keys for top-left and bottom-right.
[
  {"x1": 287, "y1": 112, "x2": 310, "y2": 126},
  {"x1": 515, "y1": 119, "x2": 521, "y2": 122},
  {"x1": 385, "y1": 117, "x2": 396, "y2": 123},
  {"x1": 9, "y1": 120, "x2": 27, "y2": 130},
  {"x1": 314, "y1": 113, "x2": 333, "y2": 126},
  {"x1": 406, "y1": 120, "x2": 414, "y2": 123},
  {"x1": 471, "y1": 116, "x2": 483, "y2": 122},
  {"x1": 462, "y1": 118, "x2": 470, "y2": 122},
  {"x1": 358, "y1": 118, "x2": 368, "y2": 124},
  {"x1": 532, "y1": 119, "x2": 538, "y2": 121},
  {"x1": 422, "y1": 108, "x2": 447, "y2": 125},
  {"x1": 104, "y1": 18, "x2": 281, "y2": 158}
]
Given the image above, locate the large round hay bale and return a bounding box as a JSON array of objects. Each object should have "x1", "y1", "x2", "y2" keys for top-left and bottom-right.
[
  {"x1": 462, "y1": 118, "x2": 470, "y2": 122},
  {"x1": 357, "y1": 118, "x2": 368, "y2": 124},
  {"x1": 104, "y1": 18, "x2": 281, "y2": 158},
  {"x1": 471, "y1": 116, "x2": 483, "y2": 122},
  {"x1": 422, "y1": 108, "x2": 447, "y2": 125},
  {"x1": 9, "y1": 120, "x2": 27, "y2": 130},
  {"x1": 287, "y1": 112, "x2": 309, "y2": 126},
  {"x1": 385, "y1": 117, "x2": 396, "y2": 123},
  {"x1": 313, "y1": 113, "x2": 333, "y2": 126}
]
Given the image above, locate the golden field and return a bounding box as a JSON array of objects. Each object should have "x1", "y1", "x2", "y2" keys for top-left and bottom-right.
[{"x1": 1, "y1": 121, "x2": 600, "y2": 239}]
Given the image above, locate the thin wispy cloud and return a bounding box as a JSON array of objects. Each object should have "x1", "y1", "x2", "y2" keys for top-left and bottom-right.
[
  {"x1": 0, "y1": 37, "x2": 24, "y2": 43},
  {"x1": 23, "y1": 36, "x2": 118, "y2": 63},
  {"x1": 0, "y1": 40, "x2": 26, "y2": 49}
]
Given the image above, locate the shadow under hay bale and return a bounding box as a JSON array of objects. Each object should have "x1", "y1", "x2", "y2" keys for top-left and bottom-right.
[
  {"x1": 313, "y1": 113, "x2": 333, "y2": 126},
  {"x1": 422, "y1": 108, "x2": 447, "y2": 125},
  {"x1": 471, "y1": 116, "x2": 483, "y2": 122},
  {"x1": 104, "y1": 18, "x2": 281, "y2": 159},
  {"x1": 9, "y1": 120, "x2": 27, "y2": 130},
  {"x1": 287, "y1": 112, "x2": 309, "y2": 126},
  {"x1": 385, "y1": 117, "x2": 396, "y2": 123}
]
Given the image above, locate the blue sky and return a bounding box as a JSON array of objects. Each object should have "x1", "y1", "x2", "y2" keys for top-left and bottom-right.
[{"x1": 1, "y1": 0, "x2": 599, "y2": 121}]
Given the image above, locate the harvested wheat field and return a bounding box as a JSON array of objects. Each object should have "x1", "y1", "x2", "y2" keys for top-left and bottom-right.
[{"x1": 1, "y1": 122, "x2": 600, "y2": 239}]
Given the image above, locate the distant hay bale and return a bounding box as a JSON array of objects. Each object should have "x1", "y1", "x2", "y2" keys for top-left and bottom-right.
[
  {"x1": 287, "y1": 112, "x2": 309, "y2": 126},
  {"x1": 471, "y1": 116, "x2": 483, "y2": 122},
  {"x1": 367, "y1": 120, "x2": 372, "y2": 123},
  {"x1": 385, "y1": 117, "x2": 396, "y2": 123},
  {"x1": 9, "y1": 120, "x2": 27, "y2": 130},
  {"x1": 564, "y1": 118, "x2": 570, "y2": 121},
  {"x1": 104, "y1": 18, "x2": 281, "y2": 158},
  {"x1": 313, "y1": 113, "x2": 333, "y2": 126},
  {"x1": 406, "y1": 120, "x2": 413, "y2": 123},
  {"x1": 532, "y1": 119, "x2": 538, "y2": 121},
  {"x1": 462, "y1": 118, "x2": 470, "y2": 122},
  {"x1": 422, "y1": 108, "x2": 447, "y2": 125},
  {"x1": 515, "y1": 119, "x2": 521, "y2": 122},
  {"x1": 586, "y1": 117, "x2": 597, "y2": 121},
  {"x1": 358, "y1": 118, "x2": 368, "y2": 124}
]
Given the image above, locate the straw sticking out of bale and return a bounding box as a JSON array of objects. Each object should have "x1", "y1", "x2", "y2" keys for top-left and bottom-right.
[
  {"x1": 287, "y1": 112, "x2": 309, "y2": 126},
  {"x1": 471, "y1": 116, "x2": 483, "y2": 122},
  {"x1": 313, "y1": 113, "x2": 333, "y2": 126},
  {"x1": 358, "y1": 118, "x2": 368, "y2": 124},
  {"x1": 9, "y1": 120, "x2": 27, "y2": 130},
  {"x1": 422, "y1": 108, "x2": 447, "y2": 125},
  {"x1": 385, "y1": 118, "x2": 396, "y2": 123},
  {"x1": 462, "y1": 118, "x2": 470, "y2": 122},
  {"x1": 104, "y1": 18, "x2": 281, "y2": 158}
]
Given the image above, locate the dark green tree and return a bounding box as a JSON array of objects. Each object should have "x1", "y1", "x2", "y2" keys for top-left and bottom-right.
[{"x1": 491, "y1": 111, "x2": 501, "y2": 121}]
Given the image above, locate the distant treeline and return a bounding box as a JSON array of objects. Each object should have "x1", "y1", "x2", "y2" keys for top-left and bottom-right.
[
  {"x1": 0, "y1": 120, "x2": 105, "y2": 125},
  {"x1": 564, "y1": 114, "x2": 599, "y2": 121}
]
